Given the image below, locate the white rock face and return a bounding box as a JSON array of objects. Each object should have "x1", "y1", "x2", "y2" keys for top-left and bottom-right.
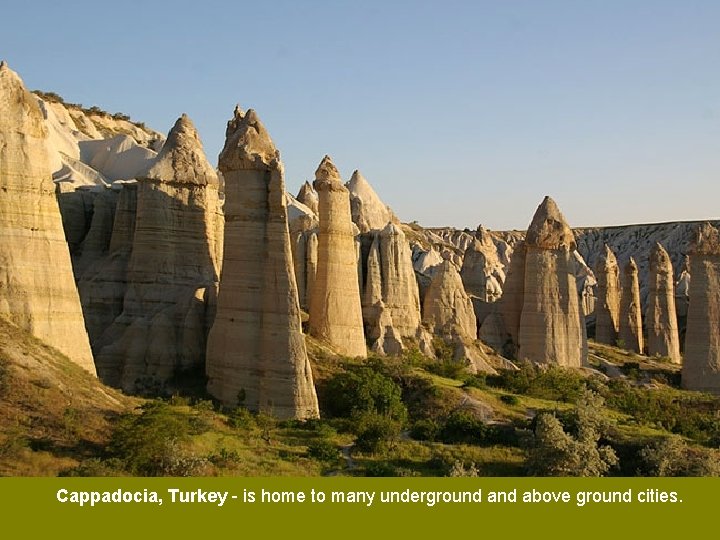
[
  {"x1": 296, "y1": 181, "x2": 319, "y2": 216},
  {"x1": 0, "y1": 62, "x2": 96, "y2": 374},
  {"x1": 646, "y1": 243, "x2": 681, "y2": 363},
  {"x1": 206, "y1": 108, "x2": 319, "y2": 419},
  {"x1": 683, "y1": 223, "x2": 720, "y2": 393},
  {"x1": 346, "y1": 170, "x2": 398, "y2": 233},
  {"x1": 309, "y1": 156, "x2": 367, "y2": 358}
]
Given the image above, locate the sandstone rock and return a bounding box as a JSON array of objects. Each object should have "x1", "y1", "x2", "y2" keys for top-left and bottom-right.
[
  {"x1": 309, "y1": 156, "x2": 367, "y2": 358},
  {"x1": 0, "y1": 62, "x2": 95, "y2": 374},
  {"x1": 206, "y1": 107, "x2": 318, "y2": 419},
  {"x1": 683, "y1": 223, "x2": 720, "y2": 392},
  {"x1": 422, "y1": 260, "x2": 476, "y2": 341},
  {"x1": 645, "y1": 243, "x2": 681, "y2": 362},
  {"x1": 296, "y1": 181, "x2": 319, "y2": 216},
  {"x1": 95, "y1": 114, "x2": 222, "y2": 390},
  {"x1": 346, "y1": 170, "x2": 398, "y2": 233},
  {"x1": 460, "y1": 228, "x2": 503, "y2": 302},
  {"x1": 594, "y1": 244, "x2": 621, "y2": 345},
  {"x1": 516, "y1": 197, "x2": 583, "y2": 367},
  {"x1": 618, "y1": 257, "x2": 644, "y2": 354}
]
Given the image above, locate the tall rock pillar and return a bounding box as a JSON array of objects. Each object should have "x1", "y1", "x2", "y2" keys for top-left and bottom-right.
[
  {"x1": 206, "y1": 108, "x2": 319, "y2": 419},
  {"x1": 646, "y1": 243, "x2": 681, "y2": 363}
]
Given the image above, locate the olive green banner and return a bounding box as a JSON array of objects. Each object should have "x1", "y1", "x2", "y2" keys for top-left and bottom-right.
[{"x1": 1, "y1": 477, "x2": 714, "y2": 538}]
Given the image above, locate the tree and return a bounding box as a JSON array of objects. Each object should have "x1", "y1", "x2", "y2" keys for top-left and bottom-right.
[{"x1": 527, "y1": 390, "x2": 618, "y2": 477}]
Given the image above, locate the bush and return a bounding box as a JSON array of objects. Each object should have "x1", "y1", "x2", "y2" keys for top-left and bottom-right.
[
  {"x1": 109, "y1": 401, "x2": 193, "y2": 476},
  {"x1": 322, "y1": 367, "x2": 407, "y2": 423},
  {"x1": 227, "y1": 407, "x2": 255, "y2": 430},
  {"x1": 487, "y1": 362, "x2": 585, "y2": 403},
  {"x1": 307, "y1": 440, "x2": 341, "y2": 463},
  {"x1": 500, "y1": 394, "x2": 520, "y2": 406},
  {"x1": 438, "y1": 410, "x2": 486, "y2": 445},
  {"x1": 640, "y1": 435, "x2": 720, "y2": 477},
  {"x1": 410, "y1": 419, "x2": 440, "y2": 441},
  {"x1": 354, "y1": 413, "x2": 402, "y2": 454}
]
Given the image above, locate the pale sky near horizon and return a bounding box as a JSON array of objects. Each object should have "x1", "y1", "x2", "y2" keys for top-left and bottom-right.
[{"x1": 1, "y1": 0, "x2": 718, "y2": 230}]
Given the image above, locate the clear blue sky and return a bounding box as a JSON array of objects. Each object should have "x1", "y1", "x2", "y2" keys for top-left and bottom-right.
[{"x1": 2, "y1": 0, "x2": 719, "y2": 229}]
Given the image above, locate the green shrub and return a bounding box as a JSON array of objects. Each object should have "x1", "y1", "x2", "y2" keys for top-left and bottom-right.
[
  {"x1": 438, "y1": 410, "x2": 486, "y2": 445},
  {"x1": 500, "y1": 394, "x2": 520, "y2": 406},
  {"x1": 354, "y1": 413, "x2": 402, "y2": 454},
  {"x1": 410, "y1": 418, "x2": 440, "y2": 441},
  {"x1": 109, "y1": 401, "x2": 193, "y2": 476},
  {"x1": 307, "y1": 440, "x2": 341, "y2": 462},
  {"x1": 487, "y1": 362, "x2": 585, "y2": 403},
  {"x1": 322, "y1": 367, "x2": 407, "y2": 423},
  {"x1": 227, "y1": 407, "x2": 255, "y2": 430}
]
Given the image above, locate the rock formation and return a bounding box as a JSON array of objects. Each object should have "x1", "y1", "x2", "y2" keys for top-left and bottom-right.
[
  {"x1": 594, "y1": 244, "x2": 621, "y2": 345},
  {"x1": 308, "y1": 156, "x2": 367, "y2": 358},
  {"x1": 296, "y1": 181, "x2": 319, "y2": 216},
  {"x1": 0, "y1": 62, "x2": 95, "y2": 374},
  {"x1": 93, "y1": 115, "x2": 222, "y2": 390},
  {"x1": 675, "y1": 255, "x2": 691, "y2": 320},
  {"x1": 346, "y1": 170, "x2": 398, "y2": 233},
  {"x1": 422, "y1": 260, "x2": 477, "y2": 341},
  {"x1": 618, "y1": 257, "x2": 644, "y2": 354},
  {"x1": 205, "y1": 108, "x2": 318, "y2": 419},
  {"x1": 362, "y1": 223, "x2": 422, "y2": 354},
  {"x1": 683, "y1": 223, "x2": 720, "y2": 392},
  {"x1": 645, "y1": 243, "x2": 681, "y2": 362},
  {"x1": 516, "y1": 197, "x2": 583, "y2": 367}
]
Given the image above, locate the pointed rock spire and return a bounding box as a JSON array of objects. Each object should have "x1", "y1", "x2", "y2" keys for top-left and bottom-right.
[
  {"x1": 646, "y1": 243, "x2": 681, "y2": 362},
  {"x1": 206, "y1": 108, "x2": 319, "y2": 419},
  {"x1": 516, "y1": 196, "x2": 583, "y2": 366},
  {"x1": 525, "y1": 196, "x2": 576, "y2": 251},
  {"x1": 594, "y1": 244, "x2": 621, "y2": 345},
  {"x1": 144, "y1": 114, "x2": 218, "y2": 185},
  {"x1": 309, "y1": 155, "x2": 367, "y2": 357},
  {"x1": 345, "y1": 169, "x2": 397, "y2": 232},
  {"x1": 683, "y1": 223, "x2": 720, "y2": 392},
  {"x1": 618, "y1": 257, "x2": 644, "y2": 354},
  {"x1": 297, "y1": 181, "x2": 319, "y2": 216}
]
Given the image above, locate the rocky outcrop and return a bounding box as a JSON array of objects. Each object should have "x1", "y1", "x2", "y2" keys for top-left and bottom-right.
[
  {"x1": 94, "y1": 115, "x2": 222, "y2": 390},
  {"x1": 0, "y1": 62, "x2": 95, "y2": 374},
  {"x1": 205, "y1": 108, "x2": 318, "y2": 419},
  {"x1": 618, "y1": 257, "x2": 644, "y2": 354},
  {"x1": 594, "y1": 244, "x2": 621, "y2": 345},
  {"x1": 362, "y1": 223, "x2": 422, "y2": 354},
  {"x1": 309, "y1": 156, "x2": 367, "y2": 358},
  {"x1": 346, "y1": 170, "x2": 398, "y2": 233},
  {"x1": 646, "y1": 243, "x2": 681, "y2": 363},
  {"x1": 683, "y1": 223, "x2": 720, "y2": 392},
  {"x1": 422, "y1": 260, "x2": 476, "y2": 341}
]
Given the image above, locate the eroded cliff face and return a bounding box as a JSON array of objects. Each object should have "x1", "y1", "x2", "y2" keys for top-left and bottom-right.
[
  {"x1": 206, "y1": 108, "x2": 318, "y2": 419},
  {"x1": 94, "y1": 115, "x2": 222, "y2": 391},
  {"x1": 683, "y1": 223, "x2": 720, "y2": 393},
  {"x1": 309, "y1": 156, "x2": 367, "y2": 358},
  {"x1": 0, "y1": 62, "x2": 95, "y2": 374}
]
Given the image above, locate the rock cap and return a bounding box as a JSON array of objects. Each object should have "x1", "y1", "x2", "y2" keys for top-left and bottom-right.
[{"x1": 525, "y1": 196, "x2": 576, "y2": 250}]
